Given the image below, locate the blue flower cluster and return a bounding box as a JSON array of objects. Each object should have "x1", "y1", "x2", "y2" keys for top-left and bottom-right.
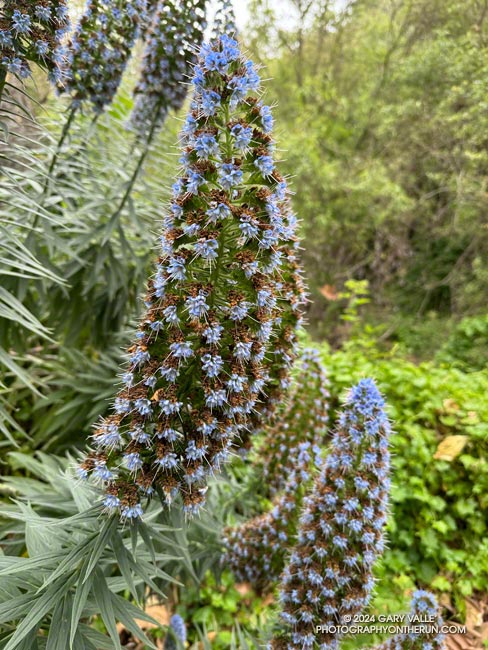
[
  {"x1": 163, "y1": 613, "x2": 187, "y2": 650},
  {"x1": 79, "y1": 35, "x2": 306, "y2": 519},
  {"x1": 130, "y1": 0, "x2": 208, "y2": 136},
  {"x1": 0, "y1": 1, "x2": 70, "y2": 82},
  {"x1": 271, "y1": 379, "x2": 391, "y2": 650},
  {"x1": 223, "y1": 349, "x2": 329, "y2": 591},
  {"x1": 61, "y1": 0, "x2": 148, "y2": 112},
  {"x1": 376, "y1": 591, "x2": 444, "y2": 650},
  {"x1": 211, "y1": 0, "x2": 237, "y2": 38}
]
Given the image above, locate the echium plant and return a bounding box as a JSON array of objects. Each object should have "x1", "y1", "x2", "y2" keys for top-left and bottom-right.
[
  {"x1": 223, "y1": 349, "x2": 329, "y2": 589},
  {"x1": 130, "y1": 0, "x2": 207, "y2": 136},
  {"x1": 375, "y1": 591, "x2": 445, "y2": 650},
  {"x1": 271, "y1": 379, "x2": 391, "y2": 650},
  {"x1": 0, "y1": 0, "x2": 70, "y2": 83},
  {"x1": 79, "y1": 35, "x2": 306, "y2": 519},
  {"x1": 61, "y1": 0, "x2": 148, "y2": 112}
]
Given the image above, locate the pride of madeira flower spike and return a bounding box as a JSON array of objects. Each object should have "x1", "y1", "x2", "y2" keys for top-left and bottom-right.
[
  {"x1": 374, "y1": 591, "x2": 445, "y2": 650},
  {"x1": 0, "y1": 1, "x2": 70, "y2": 82},
  {"x1": 271, "y1": 378, "x2": 391, "y2": 650},
  {"x1": 223, "y1": 349, "x2": 329, "y2": 590},
  {"x1": 130, "y1": 0, "x2": 208, "y2": 136},
  {"x1": 164, "y1": 614, "x2": 187, "y2": 650},
  {"x1": 79, "y1": 35, "x2": 306, "y2": 520},
  {"x1": 61, "y1": 0, "x2": 149, "y2": 112}
]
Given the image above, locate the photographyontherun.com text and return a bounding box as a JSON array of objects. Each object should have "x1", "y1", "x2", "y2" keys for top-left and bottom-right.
[{"x1": 315, "y1": 614, "x2": 466, "y2": 636}]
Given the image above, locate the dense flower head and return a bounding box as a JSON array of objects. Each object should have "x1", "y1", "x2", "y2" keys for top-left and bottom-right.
[
  {"x1": 130, "y1": 0, "x2": 207, "y2": 136},
  {"x1": 211, "y1": 0, "x2": 237, "y2": 38},
  {"x1": 271, "y1": 378, "x2": 391, "y2": 650},
  {"x1": 375, "y1": 591, "x2": 445, "y2": 650},
  {"x1": 61, "y1": 0, "x2": 148, "y2": 112},
  {"x1": 79, "y1": 35, "x2": 306, "y2": 519},
  {"x1": 164, "y1": 614, "x2": 187, "y2": 650},
  {"x1": 223, "y1": 349, "x2": 329, "y2": 591},
  {"x1": 0, "y1": 1, "x2": 70, "y2": 82}
]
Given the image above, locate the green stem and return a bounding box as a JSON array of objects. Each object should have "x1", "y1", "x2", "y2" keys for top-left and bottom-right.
[
  {"x1": 0, "y1": 68, "x2": 7, "y2": 107},
  {"x1": 107, "y1": 107, "x2": 161, "y2": 224},
  {"x1": 27, "y1": 105, "x2": 78, "y2": 240},
  {"x1": 42, "y1": 104, "x2": 78, "y2": 196}
]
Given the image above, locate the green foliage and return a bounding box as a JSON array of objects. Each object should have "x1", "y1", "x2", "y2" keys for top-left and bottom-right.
[
  {"x1": 0, "y1": 85, "x2": 179, "y2": 455},
  {"x1": 436, "y1": 314, "x2": 488, "y2": 370},
  {"x1": 0, "y1": 453, "x2": 177, "y2": 649},
  {"x1": 245, "y1": 0, "x2": 488, "y2": 341},
  {"x1": 178, "y1": 571, "x2": 264, "y2": 649}
]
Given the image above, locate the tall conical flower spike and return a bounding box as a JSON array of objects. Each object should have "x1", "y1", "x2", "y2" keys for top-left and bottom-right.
[
  {"x1": 375, "y1": 591, "x2": 445, "y2": 650},
  {"x1": 0, "y1": 1, "x2": 70, "y2": 83},
  {"x1": 271, "y1": 378, "x2": 391, "y2": 650},
  {"x1": 164, "y1": 614, "x2": 187, "y2": 650},
  {"x1": 79, "y1": 35, "x2": 306, "y2": 520},
  {"x1": 130, "y1": 0, "x2": 207, "y2": 136},
  {"x1": 212, "y1": 0, "x2": 237, "y2": 38},
  {"x1": 61, "y1": 0, "x2": 148, "y2": 112},
  {"x1": 223, "y1": 349, "x2": 329, "y2": 590}
]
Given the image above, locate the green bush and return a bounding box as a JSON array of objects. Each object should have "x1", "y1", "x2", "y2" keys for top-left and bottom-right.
[{"x1": 436, "y1": 314, "x2": 488, "y2": 370}]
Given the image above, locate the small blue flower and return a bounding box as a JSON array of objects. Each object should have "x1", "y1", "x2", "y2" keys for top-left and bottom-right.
[
  {"x1": 218, "y1": 163, "x2": 242, "y2": 190},
  {"x1": 206, "y1": 202, "x2": 231, "y2": 223},
  {"x1": 231, "y1": 123, "x2": 253, "y2": 149},
  {"x1": 185, "y1": 292, "x2": 209, "y2": 319},
  {"x1": 254, "y1": 155, "x2": 274, "y2": 176},
  {"x1": 11, "y1": 10, "x2": 31, "y2": 34},
  {"x1": 124, "y1": 452, "x2": 143, "y2": 472},
  {"x1": 195, "y1": 238, "x2": 219, "y2": 260},
  {"x1": 203, "y1": 323, "x2": 224, "y2": 344},
  {"x1": 155, "y1": 453, "x2": 178, "y2": 469},
  {"x1": 121, "y1": 504, "x2": 144, "y2": 519},
  {"x1": 103, "y1": 494, "x2": 121, "y2": 510},
  {"x1": 229, "y1": 302, "x2": 251, "y2": 321},
  {"x1": 201, "y1": 89, "x2": 222, "y2": 116},
  {"x1": 169, "y1": 341, "x2": 194, "y2": 359},
  {"x1": 194, "y1": 133, "x2": 219, "y2": 159},
  {"x1": 201, "y1": 353, "x2": 224, "y2": 378}
]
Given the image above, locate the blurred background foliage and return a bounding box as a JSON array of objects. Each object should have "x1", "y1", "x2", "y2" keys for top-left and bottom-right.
[
  {"x1": 0, "y1": 0, "x2": 487, "y2": 645},
  {"x1": 245, "y1": 0, "x2": 488, "y2": 352}
]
